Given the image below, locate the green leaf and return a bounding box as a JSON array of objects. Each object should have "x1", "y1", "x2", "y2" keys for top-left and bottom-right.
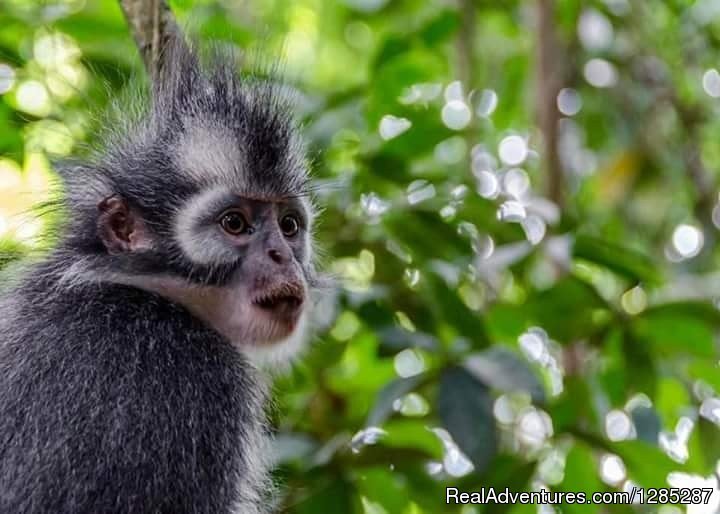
[
  {"x1": 367, "y1": 49, "x2": 446, "y2": 126},
  {"x1": 549, "y1": 376, "x2": 598, "y2": 433},
  {"x1": 366, "y1": 374, "x2": 426, "y2": 427},
  {"x1": 376, "y1": 327, "x2": 439, "y2": 353},
  {"x1": 611, "y1": 440, "x2": 684, "y2": 488},
  {"x1": 573, "y1": 234, "x2": 662, "y2": 285},
  {"x1": 622, "y1": 329, "x2": 658, "y2": 398},
  {"x1": 381, "y1": 419, "x2": 443, "y2": 458},
  {"x1": 354, "y1": 468, "x2": 411, "y2": 513},
  {"x1": 419, "y1": 10, "x2": 460, "y2": 46},
  {"x1": 597, "y1": 328, "x2": 629, "y2": 407},
  {"x1": 557, "y1": 442, "x2": 604, "y2": 514},
  {"x1": 463, "y1": 347, "x2": 545, "y2": 403},
  {"x1": 438, "y1": 366, "x2": 497, "y2": 473},
  {"x1": 632, "y1": 309, "x2": 716, "y2": 358},
  {"x1": 697, "y1": 418, "x2": 720, "y2": 473},
  {"x1": 655, "y1": 377, "x2": 691, "y2": 430},
  {"x1": 526, "y1": 276, "x2": 611, "y2": 343},
  {"x1": 372, "y1": 9, "x2": 460, "y2": 70},
  {"x1": 423, "y1": 272, "x2": 491, "y2": 347},
  {"x1": 687, "y1": 359, "x2": 720, "y2": 394},
  {"x1": 484, "y1": 303, "x2": 531, "y2": 344},
  {"x1": 292, "y1": 476, "x2": 357, "y2": 514},
  {"x1": 457, "y1": 455, "x2": 535, "y2": 514},
  {"x1": 643, "y1": 301, "x2": 720, "y2": 325}
]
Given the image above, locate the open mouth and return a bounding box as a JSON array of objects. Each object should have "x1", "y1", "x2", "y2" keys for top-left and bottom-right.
[{"x1": 252, "y1": 282, "x2": 305, "y2": 316}]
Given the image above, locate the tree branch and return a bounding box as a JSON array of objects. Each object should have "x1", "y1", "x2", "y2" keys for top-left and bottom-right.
[
  {"x1": 119, "y1": 0, "x2": 178, "y2": 77},
  {"x1": 455, "y1": 0, "x2": 476, "y2": 164},
  {"x1": 455, "y1": 0, "x2": 475, "y2": 88},
  {"x1": 536, "y1": 0, "x2": 564, "y2": 208}
]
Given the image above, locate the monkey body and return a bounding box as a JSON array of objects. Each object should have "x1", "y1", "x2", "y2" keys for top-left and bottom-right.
[
  {"x1": 0, "y1": 270, "x2": 270, "y2": 514},
  {"x1": 0, "y1": 37, "x2": 318, "y2": 513}
]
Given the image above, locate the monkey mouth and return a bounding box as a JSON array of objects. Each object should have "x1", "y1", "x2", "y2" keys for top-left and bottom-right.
[{"x1": 251, "y1": 282, "x2": 305, "y2": 319}]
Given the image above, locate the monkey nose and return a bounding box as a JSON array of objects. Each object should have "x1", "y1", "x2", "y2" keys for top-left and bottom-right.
[{"x1": 267, "y1": 248, "x2": 288, "y2": 265}]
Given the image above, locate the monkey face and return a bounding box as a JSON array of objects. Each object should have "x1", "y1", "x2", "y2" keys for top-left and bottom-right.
[
  {"x1": 171, "y1": 192, "x2": 315, "y2": 346},
  {"x1": 94, "y1": 188, "x2": 316, "y2": 348}
]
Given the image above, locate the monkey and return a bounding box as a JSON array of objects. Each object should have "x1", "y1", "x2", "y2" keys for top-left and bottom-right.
[{"x1": 0, "y1": 36, "x2": 322, "y2": 514}]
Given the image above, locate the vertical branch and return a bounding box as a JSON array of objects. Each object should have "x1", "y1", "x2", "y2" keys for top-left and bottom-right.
[
  {"x1": 119, "y1": 0, "x2": 178, "y2": 78},
  {"x1": 455, "y1": 0, "x2": 476, "y2": 88},
  {"x1": 456, "y1": 0, "x2": 476, "y2": 163},
  {"x1": 536, "y1": 0, "x2": 564, "y2": 207}
]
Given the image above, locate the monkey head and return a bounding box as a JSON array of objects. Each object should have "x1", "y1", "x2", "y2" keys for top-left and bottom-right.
[{"x1": 56, "y1": 38, "x2": 320, "y2": 353}]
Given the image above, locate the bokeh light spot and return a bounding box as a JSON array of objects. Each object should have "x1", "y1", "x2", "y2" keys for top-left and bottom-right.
[
  {"x1": 441, "y1": 100, "x2": 472, "y2": 130},
  {"x1": 379, "y1": 115, "x2": 411, "y2": 140},
  {"x1": 584, "y1": 58, "x2": 618, "y2": 88},
  {"x1": 0, "y1": 64, "x2": 16, "y2": 94},
  {"x1": 556, "y1": 88, "x2": 582, "y2": 116},
  {"x1": 498, "y1": 135, "x2": 528, "y2": 166}
]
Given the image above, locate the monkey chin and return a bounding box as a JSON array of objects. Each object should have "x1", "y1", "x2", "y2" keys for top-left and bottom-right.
[
  {"x1": 244, "y1": 305, "x2": 304, "y2": 346},
  {"x1": 240, "y1": 309, "x2": 310, "y2": 370}
]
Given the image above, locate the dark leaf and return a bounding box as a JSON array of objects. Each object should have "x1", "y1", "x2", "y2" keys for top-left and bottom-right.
[
  {"x1": 630, "y1": 406, "x2": 661, "y2": 445},
  {"x1": 463, "y1": 347, "x2": 545, "y2": 403},
  {"x1": 366, "y1": 374, "x2": 426, "y2": 427},
  {"x1": 438, "y1": 366, "x2": 497, "y2": 474},
  {"x1": 377, "y1": 327, "x2": 440, "y2": 353}
]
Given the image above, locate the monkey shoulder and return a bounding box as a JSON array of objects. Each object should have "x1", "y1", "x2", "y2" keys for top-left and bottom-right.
[{"x1": 0, "y1": 278, "x2": 270, "y2": 514}]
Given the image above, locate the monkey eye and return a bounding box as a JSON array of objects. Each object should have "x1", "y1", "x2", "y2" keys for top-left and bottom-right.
[
  {"x1": 220, "y1": 210, "x2": 250, "y2": 236},
  {"x1": 280, "y1": 214, "x2": 300, "y2": 238}
]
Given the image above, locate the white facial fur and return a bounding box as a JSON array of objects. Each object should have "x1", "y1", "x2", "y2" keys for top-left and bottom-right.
[{"x1": 174, "y1": 186, "x2": 240, "y2": 266}]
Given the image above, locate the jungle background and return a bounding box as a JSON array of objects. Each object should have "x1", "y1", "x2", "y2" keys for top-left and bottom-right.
[{"x1": 3, "y1": 0, "x2": 720, "y2": 512}]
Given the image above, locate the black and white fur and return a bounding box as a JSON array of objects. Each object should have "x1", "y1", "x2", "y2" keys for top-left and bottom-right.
[{"x1": 0, "y1": 37, "x2": 320, "y2": 514}]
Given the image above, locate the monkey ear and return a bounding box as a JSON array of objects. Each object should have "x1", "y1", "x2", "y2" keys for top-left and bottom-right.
[{"x1": 97, "y1": 196, "x2": 150, "y2": 254}]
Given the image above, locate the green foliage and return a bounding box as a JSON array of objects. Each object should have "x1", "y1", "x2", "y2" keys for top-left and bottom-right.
[{"x1": 3, "y1": 0, "x2": 720, "y2": 512}]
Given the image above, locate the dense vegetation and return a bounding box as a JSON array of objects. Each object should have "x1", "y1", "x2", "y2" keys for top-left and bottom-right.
[{"x1": 3, "y1": 0, "x2": 720, "y2": 512}]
